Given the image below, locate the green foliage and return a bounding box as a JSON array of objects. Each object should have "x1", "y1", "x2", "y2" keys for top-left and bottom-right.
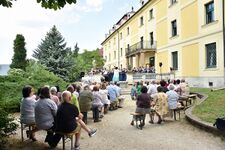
[
  {"x1": 0, "y1": 108, "x2": 18, "y2": 146},
  {"x1": 0, "y1": 0, "x2": 15, "y2": 8},
  {"x1": 192, "y1": 88, "x2": 225, "y2": 123},
  {"x1": 0, "y1": 0, "x2": 77, "y2": 10},
  {"x1": 33, "y1": 25, "x2": 73, "y2": 81},
  {"x1": 10, "y1": 34, "x2": 27, "y2": 70},
  {"x1": 0, "y1": 61, "x2": 67, "y2": 113},
  {"x1": 69, "y1": 49, "x2": 105, "y2": 81}
]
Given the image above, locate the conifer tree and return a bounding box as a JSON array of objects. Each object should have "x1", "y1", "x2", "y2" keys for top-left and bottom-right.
[
  {"x1": 33, "y1": 25, "x2": 73, "y2": 81},
  {"x1": 10, "y1": 34, "x2": 27, "y2": 70}
]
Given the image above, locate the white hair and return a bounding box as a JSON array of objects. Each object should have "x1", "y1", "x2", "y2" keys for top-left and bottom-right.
[
  {"x1": 61, "y1": 91, "x2": 72, "y2": 102},
  {"x1": 50, "y1": 87, "x2": 57, "y2": 93},
  {"x1": 168, "y1": 84, "x2": 175, "y2": 91}
]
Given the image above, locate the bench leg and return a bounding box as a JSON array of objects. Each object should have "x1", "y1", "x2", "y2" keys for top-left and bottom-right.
[
  {"x1": 71, "y1": 135, "x2": 74, "y2": 150},
  {"x1": 178, "y1": 110, "x2": 181, "y2": 120},
  {"x1": 62, "y1": 135, "x2": 65, "y2": 150},
  {"x1": 173, "y1": 110, "x2": 176, "y2": 121},
  {"x1": 21, "y1": 123, "x2": 24, "y2": 142}
]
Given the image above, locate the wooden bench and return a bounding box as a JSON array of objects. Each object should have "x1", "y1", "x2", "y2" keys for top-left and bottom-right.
[
  {"x1": 57, "y1": 127, "x2": 80, "y2": 150},
  {"x1": 179, "y1": 94, "x2": 197, "y2": 107},
  {"x1": 172, "y1": 107, "x2": 183, "y2": 121},
  {"x1": 130, "y1": 112, "x2": 145, "y2": 130},
  {"x1": 20, "y1": 122, "x2": 35, "y2": 142}
]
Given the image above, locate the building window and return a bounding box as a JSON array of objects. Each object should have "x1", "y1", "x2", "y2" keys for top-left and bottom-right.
[
  {"x1": 120, "y1": 48, "x2": 123, "y2": 56},
  {"x1": 205, "y1": 1, "x2": 214, "y2": 24},
  {"x1": 171, "y1": 0, "x2": 177, "y2": 5},
  {"x1": 109, "y1": 54, "x2": 111, "y2": 61},
  {"x1": 149, "y1": 9, "x2": 153, "y2": 20},
  {"x1": 120, "y1": 32, "x2": 123, "y2": 40},
  {"x1": 140, "y1": 36, "x2": 144, "y2": 49},
  {"x1": 127, "y1": 27, "x2": 130, "y2": 36},
  {"x1": 206, "y1": 43, "x2": 216, "y2": 68},
  {"x1": 171, "y1": 20, "x2": 177, "y2": 37},
  {"x1": 150, "y1": 32, "x2": 154, "y2": 45},
  {"x1": 105, "y1": 56, "x2": 107, "y2": 61},
  {"x1": 140, "y1": 16, "x2": 144, "y2": 26},
  {"x1": 109, "y1": 41, "x2": 111, "y2": 48},
  {"x1": 114, "y1": 51, "x2": 116, "y2": 59},
  {"x1": 172, "y1": 51, "x2": 178, "y2": 70}
]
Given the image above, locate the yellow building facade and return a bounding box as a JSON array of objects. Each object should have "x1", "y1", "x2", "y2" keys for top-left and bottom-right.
[{"x1": 101, "y1": 0, "x2": 225, "y2": 88}]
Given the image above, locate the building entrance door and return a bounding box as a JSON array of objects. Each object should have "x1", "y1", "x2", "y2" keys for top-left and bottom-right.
[{"x1": 149, "y1": 57, "x2": 155, "y2": 67}]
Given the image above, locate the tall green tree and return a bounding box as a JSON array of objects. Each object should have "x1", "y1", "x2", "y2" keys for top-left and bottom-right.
[
  {"x1": 0, "y1": 0, "x2": 77, "y2": 10},
  {"x1": 33, "y1": 25, "x2": 73, "y2": 81},
  {"x1": 10, "y1": 34, "x2": 27, "y2": 70}
]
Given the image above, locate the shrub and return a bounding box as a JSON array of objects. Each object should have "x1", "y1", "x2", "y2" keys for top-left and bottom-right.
[
  {"x1": 0, "y1": 61, "x2": 68, "y2": 113},
  {"x1": 0, "y1": 108, "x2": 18, "y2": 146}
]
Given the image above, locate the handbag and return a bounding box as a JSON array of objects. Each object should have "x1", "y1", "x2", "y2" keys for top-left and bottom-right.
[{"x1": 213, "y1": 117, "x2": 225, "y2": 131}]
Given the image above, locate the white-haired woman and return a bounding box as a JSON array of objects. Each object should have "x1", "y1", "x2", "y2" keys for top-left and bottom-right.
[
  {"x1": 166, "y1": 84, "x2": 179, "y2": 118},
  {"x1": 50, "y1": 86, "x2": 60, "y2": 106}
]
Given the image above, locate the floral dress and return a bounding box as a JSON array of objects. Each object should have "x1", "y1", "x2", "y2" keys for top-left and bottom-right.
[{"x1": 152, "y1": 92, "x2": 169, "y2": 116}]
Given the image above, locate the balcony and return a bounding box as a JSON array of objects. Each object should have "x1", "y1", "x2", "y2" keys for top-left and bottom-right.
[{"x1": 125, "y1": 41, "x2": 157, "y2": 57}]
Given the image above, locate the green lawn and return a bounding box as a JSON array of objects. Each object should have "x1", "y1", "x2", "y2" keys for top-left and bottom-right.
[{"x1": 191, "y1": 88, "x2": 225, "y2": 123}]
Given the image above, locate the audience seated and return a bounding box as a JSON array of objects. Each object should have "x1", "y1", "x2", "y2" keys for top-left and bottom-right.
[
  {"x1": 79, "y1": 84, "x2": 93, "y2": 124},
  {"x1": 20, "y1": 85, "x2": 38, "y2": 141}
]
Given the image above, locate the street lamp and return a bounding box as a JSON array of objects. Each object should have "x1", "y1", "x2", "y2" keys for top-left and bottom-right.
[{"x1": 159, "y1": 62, "x2": 162, "y2": 80}]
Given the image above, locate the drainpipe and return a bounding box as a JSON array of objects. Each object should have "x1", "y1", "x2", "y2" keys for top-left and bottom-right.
[
  {"x1": 117, "y1": 31, "x2": 120, "y2": 68},
  {"x1": 223, "y1": 0, "x2": 225, "y2": 67}
]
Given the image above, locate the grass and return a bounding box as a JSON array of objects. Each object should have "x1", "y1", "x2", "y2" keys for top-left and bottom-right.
[{"x1": 191, "y1": 88, "x2": 225, "y2": 123}]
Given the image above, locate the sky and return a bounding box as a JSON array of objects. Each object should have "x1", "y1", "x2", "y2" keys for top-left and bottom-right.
[{"x1": 0, "y1": 0, "x2": 140, "y2": 64}]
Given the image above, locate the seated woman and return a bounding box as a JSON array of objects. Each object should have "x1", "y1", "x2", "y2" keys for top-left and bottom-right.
[
  {"x1": 151, "y1": 86, "x2": 169, "y2": 124},
  {"x1": 166, "y1": 84, "x2": 179, "y2": 118},
  {"x1": 79, "y1": 84, "x2": 93, "y2": 124},
  {"x1": 92, "y1": 86, "x2": 104, "y2": 122},
  {"x1": 20, "y1": 85, "x2": 38, "y2": 141},
  {"x1": 34, "y1": 86, "x2": 58, "y2": 146},
  {"x1": 99, "y1": 83, "x2": 110, "y2": 114},
  {"x1": 130, "y1": 86, "x2": 152, "y2": 127}
]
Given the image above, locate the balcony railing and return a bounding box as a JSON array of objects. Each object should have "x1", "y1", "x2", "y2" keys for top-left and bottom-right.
[{"x1": 125, "y1": 41, "x2": 157, "y2": 56}]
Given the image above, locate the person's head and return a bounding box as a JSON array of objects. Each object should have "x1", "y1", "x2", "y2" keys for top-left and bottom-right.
[
  {"x1": 83, "y1": 84, "x2": 90, "y2": 90},
  {"x1": 141, "y1": 86, "x2": 148, "y2": 94},
  {"x1": 101, "y1": 83, "x2": 107, "y2": 90},
  {"x1": 116, "y1": 83, "x2": 120, "y2": 87},
  {"x1": 157, "y1": 86, "x2": 164, "y2": 93},
  {"x1": 151, "y1": 80, "x2": 156, "y2": 84},
  {"x1": 160, "y1": 80, "x2": 166, "y2": 87},
  {"x1": 50, "y1": 86, "x2": 57, "y2": 95},
  {"x1": 61, "y1": 91, "x2": 72, "y2": 103},
  {"x1": 136, "y1": 82, "x2": 140, "y2": 86},
  {"x1": 168, "y1": 84, "x2": 175, "y2": 91},
  {"x1": 67, "y1": 85, "x2": 74, "y2": 93},
  {"x1": 77, "y1": 85, "x2": 81, "y2": 93},
  {"x1": 22, "y1": 85, "x2": 33, "y2": 98},
  {"x1": 93, "y1": 86, "x2": 99, "y2": 92},
  {"x1": 71, "y1": 83, "x2": 77, "y2": 91},
  {"x1": 181, "y1": 79, "x2": 185, "y2": 83},
  {"x1": 176, "y1": 79, "x2": 181, "y2": 84},
  {"x1": 40, "y1": 87, "x2": 50, "y2": 99}
]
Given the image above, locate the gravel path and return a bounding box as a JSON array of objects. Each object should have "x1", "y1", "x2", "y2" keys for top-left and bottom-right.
[{"x1": 7, "y1": 95, "x2": 225, "y2": 150}]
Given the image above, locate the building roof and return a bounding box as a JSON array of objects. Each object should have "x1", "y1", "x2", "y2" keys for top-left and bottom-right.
[{"x1": 101, "y1": 0, "x2": 152, "y2": 45}]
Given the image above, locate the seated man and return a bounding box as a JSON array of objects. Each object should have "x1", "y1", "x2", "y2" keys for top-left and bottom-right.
[
  {"x1": 54, "y1": 91, "x2": 81, "y2": 149},
  {"x1": 54, "y1": 91, "x2": 97, "y2": 149}
]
